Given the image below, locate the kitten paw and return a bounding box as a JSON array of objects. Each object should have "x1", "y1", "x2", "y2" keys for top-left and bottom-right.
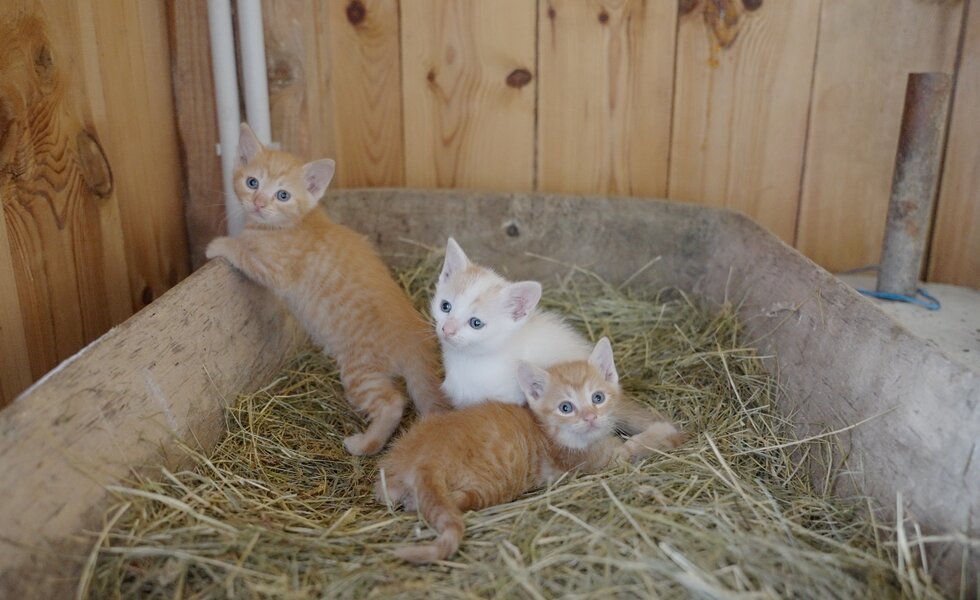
[
  {"x1": 205, "y1": 237, "x2": 234, "y2": 261},
  {"x1": 343, "y1": 433, "x2": 383, "y2": 456}
]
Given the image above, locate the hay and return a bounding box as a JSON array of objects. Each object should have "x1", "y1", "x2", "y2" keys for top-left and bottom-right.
[{"x1": 80, "y1": 250, "x2": 948, "y2": 599}]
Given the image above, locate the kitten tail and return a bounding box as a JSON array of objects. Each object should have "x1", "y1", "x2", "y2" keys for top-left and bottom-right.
[
  {"x1": 393, "y1": 470, "x2": 464, "y2": 564},
  {"x1": 403, "y1": 357, "x2": 450, "y2": 415}
]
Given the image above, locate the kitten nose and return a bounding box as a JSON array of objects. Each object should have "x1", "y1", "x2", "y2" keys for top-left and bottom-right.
[
  {"x1": 442, "y1": 320, "x2": 459, "y2": 336},
  {"x1": 583, "y1": 412, "x2": 597, "y2": 424},
  {"x1": 254, "y1": 196, "x2": 268, "y2": 209}
]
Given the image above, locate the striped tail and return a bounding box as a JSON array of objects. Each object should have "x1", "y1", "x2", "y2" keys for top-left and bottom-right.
[
  {"x1": 403, "y1": 355, "x2": 450, "y2": 415},
  {"x1": 393, "y1": 471, "x2": 464, "y2": 564}
]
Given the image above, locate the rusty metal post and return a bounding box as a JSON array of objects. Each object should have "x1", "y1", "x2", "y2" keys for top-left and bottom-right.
[{"x1": 877, "y1": 72, "x2": 952, "y2": 296}]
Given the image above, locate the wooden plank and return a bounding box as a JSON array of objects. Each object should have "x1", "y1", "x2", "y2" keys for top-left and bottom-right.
[
  {"x1": 668, "y1": 0, "x2": 819, "y2": 243},
  {"x1": 0, "y1": 212, "x2": 31, "y2": 405},
  {"x1": 167, "y1": 0, "x2": 225, "y2": 270},
  {"x1": 928, "y1": 0, "x2": 980, "y2": 288},
  {"x1": 796, "y1": 0, "x2": 964, "y2": 272},
  {"x1": 263, "y1": 0, "x2": 403, "y2": 187},
  {"x1": 537, "y1": 0, "x2": 675, "y2": 196},
  {"x1": 84, "y1": 0, "x2": 190, "y2": 307},
  {"x1": 264, "y1": 0, "x2": 336, "y2": 161},
  {"x1": 322, "y1": 0, "x2": 404, "y2": 187},
  {"x1": 0, "y1": 0, "x2": 132, "y2": 380},
  {"x1": 401, "y1": 0, "x2": 535, "y2": 190}
]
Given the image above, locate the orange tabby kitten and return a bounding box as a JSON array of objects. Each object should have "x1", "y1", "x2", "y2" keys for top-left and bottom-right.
[
  {"x1": 377, "y1": 337, "x2": 685, "y2": 563},
  {"x1": 206, "y1": 123, "x2": 447, "y2": 455}
]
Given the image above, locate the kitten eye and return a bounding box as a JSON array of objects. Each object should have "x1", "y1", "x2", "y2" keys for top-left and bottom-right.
[
  {"x1": 468, "y1": 317, "x2": 484, "y2": 329},
  {"x1": 591, "y1": 391, "x2": 605, "y2": 405},
  {"x1": 558, "y1": 401, "x2": 574, "y2": 414},
  {"x1": 275, "y1": 189, "x2": 291, "y2": 202},
  {"x1": 245, "y1": 177, "x2": 259, "y2": 189},
  {"x1": 440, "y1": 300, "x2": 452, "y2": 313}
]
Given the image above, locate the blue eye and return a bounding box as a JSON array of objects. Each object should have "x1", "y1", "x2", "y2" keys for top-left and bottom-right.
[
  {"x1": 468, "y1": 317, "x2": 484, "y2": 329},
  {"x1": 275, "y1": 189, "x2": 291, "y2": 202},
  {"x1": 558, "y1": 401, "x2": 574, "y2": 414},
  {"x1": 591, "y1": 391, "x2": 605, "y2": 405},
  {"x1": 440, "y1": 301, "x2": 452, "y2": 313},
  {"x1": 246, "y1": 177, "x2": 259, "y2": 189}
]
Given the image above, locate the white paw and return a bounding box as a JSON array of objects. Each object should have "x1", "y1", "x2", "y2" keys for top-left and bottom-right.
[
  {"x1": 343, "y1": 433, "x2": 381, "y2": 456},
  {"x1": 205, "y1": 237, "x2": 232, "y2": 261}
]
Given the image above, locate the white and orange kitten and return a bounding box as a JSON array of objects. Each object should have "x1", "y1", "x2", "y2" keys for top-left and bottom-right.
[
  {"x1": 431, "y1": 238, "x2": 591, "y2": 408},
  {"x1": 205, "y1": 123, "x2": 447, "y2": 456},
  {"x1": 378, "y1": 337, "x2": 686, "y2": 564}
]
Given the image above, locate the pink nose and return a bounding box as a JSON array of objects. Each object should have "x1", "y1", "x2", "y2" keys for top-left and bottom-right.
[
  {"x1": 442, "y1": 321, "x2": 459, "y2": 336},
  {"x1": 583, "y1": 412, "x2": 597, "y2": 424},
  {"x1": 254, "y1": 198, "x2": 267, "y2": 209}
]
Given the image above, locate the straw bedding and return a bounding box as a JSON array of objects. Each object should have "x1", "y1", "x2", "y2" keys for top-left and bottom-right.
[{"x1": 80, "y1": 251, "x2": 946, "y2": 599}]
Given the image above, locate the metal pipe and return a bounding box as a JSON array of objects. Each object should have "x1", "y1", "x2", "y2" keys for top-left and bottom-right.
[
  {"x1": 206, "y1": 0, "x2": 245, "y2": 235},
  {"x1": 236, "y1": 0, "x2": 272, "y2": 145},
  {"x1": 877, "y1": 72, "x2": 952, "y2": 296}
]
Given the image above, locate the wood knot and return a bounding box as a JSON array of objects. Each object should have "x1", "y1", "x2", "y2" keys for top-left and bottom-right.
[
  {"x1": 742, "y1": 0, "x2": 762, "y2": 10},
  {"x1": 505, "y1": 68, "x2": 533, "y2": 89},
  {"x1": 547, "y1": 5, "x2": 556, "y2": 19},
  {"x1": 505, "y1": 222, "x2": 520, "y2": 238},
  {"x1": 76, "y1": 130, "x2": 113, "y2": 198},
  {"x1": 346, "y1": 0, "x2": 367, "y2": 26},
  {"x1": 141, "y1": 285, "x2": 154, "y2": 306},
  {"x1": 678, "y1": 0, "x2": 700, "y2": 16},
  {"x1": 426, "y1": 70, "x2": 436, "y2": 83},
  {"x1": 267, "y1": 54, "x2": 298, "y2": 90},
  {"x1": 33, "y1": 43, "x2": 54, "y2": 83},
  {"x1": 598, "y1": 9, "x2": 609, "y2": 23}
]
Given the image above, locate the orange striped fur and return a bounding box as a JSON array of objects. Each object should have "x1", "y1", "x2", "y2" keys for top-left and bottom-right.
[
  {"x1": 378, "y1": 338, "x2": 685, "y2": 563},
  {"x1": 206, "y1": 124, "x2": 447, "y2": 455}
]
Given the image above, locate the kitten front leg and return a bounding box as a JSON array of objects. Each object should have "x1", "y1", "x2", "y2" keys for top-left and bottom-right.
[
  {"x1": 613, "y1": 398, "x2": 687, "y2": 462},
  {"x1": 584, "y1": 436, "x2": 632, "y2": 471},
  {"x1": 622, "y1": 421, "x2": 687, "y2": 462},
  {"x1": 205, "y1": 236, "x2": 242, "y2": 267},
  {"x1": 205, "y1": 234, "x2": 287, "y2": 289}
]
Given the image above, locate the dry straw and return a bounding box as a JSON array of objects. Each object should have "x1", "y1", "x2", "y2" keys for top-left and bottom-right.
[{"x1": 80, "y1": 250, "x2": 950, "y2": 599}]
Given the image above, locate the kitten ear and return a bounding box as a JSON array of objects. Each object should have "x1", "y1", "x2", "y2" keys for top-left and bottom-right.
[
  {"x1": 588, "y1": 337, "x2": 619, "y2": 384},
  {"x1": 237, "y1": 122, "x2": 263, "y2": 167},
  {"x1": 303, "y1": 159, "x2": 336, "y2": 199},
  {"x1": 517, "y1": 361, "x2": 550, "y2": 403},
  {"x1": 440, "y1": 237, "x2": 470, "y2": 281},
  {"x1": 505, "y1": 281, "x2": 542, "y2": 321}
]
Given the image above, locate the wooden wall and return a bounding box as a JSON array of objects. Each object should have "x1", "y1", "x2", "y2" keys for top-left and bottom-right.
[
  {"x1": 0, "y1": 0, "x2": 189, "y2": 405},
  {"x1": 172, "y1": 0, "x2": 978, "y2": 289},
  {"x1": 3, "y1": 0, "x2": 976, "y2": 404}
]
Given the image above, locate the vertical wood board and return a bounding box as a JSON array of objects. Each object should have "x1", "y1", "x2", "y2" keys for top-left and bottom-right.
[
  {"x1": 322, "y1": 0, "x2": 404, "y2": 187},
  {"x1": 265, "y1": 0, "x2": 337, "y2": 161},
  {"x1": 85, "y1": 0, "x2": 190, "y2": 308},
  {"x1": 537, "y1": 0, "x2": 676, "y2": 196},
  {"x1": 796, "y1": 0, "x2": 963, "y2": 272},
  {"x1": 929, "y1": 0, "x2": 980, "y2": 288},
  {"x1": 1, "y1": 0, "x2": 131, "y2": 380},
  {"x1": 401, "y1": 0, "x2": 536, "y2": 190},
  {"x1": 168, "y1": 0, "x2": 225, "y2": 269},
  {"x1": 668, "y1": 0, "x2": 820, "y2": 243}
]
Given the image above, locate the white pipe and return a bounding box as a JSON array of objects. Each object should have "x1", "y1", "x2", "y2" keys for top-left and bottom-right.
[
  {"x1": 236, "y1": 0, "x2": 272, "y2": 145},
  {"x1": 207, "y1": 0, "x2": 245, "y2": 235}
]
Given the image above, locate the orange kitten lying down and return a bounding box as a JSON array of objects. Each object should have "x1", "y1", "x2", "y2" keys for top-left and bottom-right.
[
  {"x1": 377, "y1": 338, "x2": 686, "y2": 564},
  {"x1": 206, "y1": 123, "x2": 447, "y2": 456}
]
